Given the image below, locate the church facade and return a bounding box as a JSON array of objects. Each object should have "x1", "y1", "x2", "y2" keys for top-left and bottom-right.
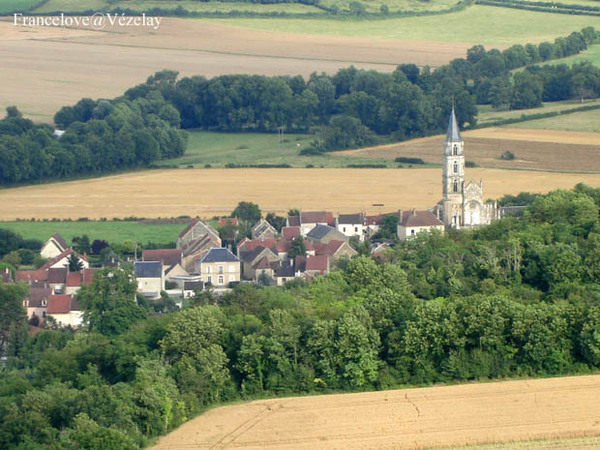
[{"x1": 434, "y1": 108, "x2": 499, "y2": 229}]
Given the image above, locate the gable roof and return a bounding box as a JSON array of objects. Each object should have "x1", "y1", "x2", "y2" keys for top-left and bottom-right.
[
  {"x1": 253, "y1": 257, "x2": 272, "y2": 270},
  {"x1": 47, "y1": 267, "x2": 67, "y2": 284},
  {"x1": 338, "y1": 213, "x2": 364, "y2": 225},
  {"x1": 200, "y1": 248, "x2": 239, "y2": 263},
  {"x1": 42, "y1": 248, "x2": 87, "y2": 270},
  {"x1": 307, "y1": 224, "x2": 337, "y2": 240},
  {"x1": 446, "y1": 107, "x2": 462, "y2": 142},
  {"x1": 366, "y1": 214, "x2": 385, "y2": 226},
  {"x1": 16, "y1": 269, "x2": 48, "y2": 283},
  {"x1": 252, "y1": 219, "x2": 275, "y2": 233},
  {"x1": 313, "y1": 240, "x2": 345, "y2": 257},
  {"x1": 306, "y1": 255, "x2": 329, "y2": 272},
  {"x1": 47, "y1": 294, "x2": 73, "y2": 314},
  {"x1": 287, "y1": 216, "x2": 300, "y2": 227},
  {"x1": 178, "y1": 219, "x2": 199, "y2": 239},
  {"x1": 134, "y1": 261, "x2": 163, "y2": 278},
  {"x1": 143, "y1": 249, "x2": 182, "y2": 267},
  {"x1": 400, "y1": 210, "x2": 444, "y2": 227},
  {"x1": 66, "y1": 271, "x2": 82, "y2": 287},
  {"x1": 300, "y1": 211, "x2": 329, "y2": 224},
  {"x1": 282, "y1": 226, "x2": 301, "y2": 241},
  {"x1": 274, "y1": 263, "x2": 295, "y2": 278},
  {"x1": 50, "y1": 233, "x2": 68, "y2": 250},
  {"x1": 27, "y1": 287, "x2": 52, "y2": 308}
]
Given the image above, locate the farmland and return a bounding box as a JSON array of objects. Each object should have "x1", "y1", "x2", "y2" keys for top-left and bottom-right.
[
  {"x1": 149, "y1": 374, "x2": 600, "y2": 450},
  {"x1": 339, "y1": 128, "x2": 600, "y2": 172},
  {"x1": 1, "y1": 167, "x2": 600, "y2": 220}
]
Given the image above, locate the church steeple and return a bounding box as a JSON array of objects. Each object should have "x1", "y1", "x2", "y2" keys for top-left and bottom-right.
[{"x1": 446, "y1": 107, "x2": 462, "y2": 142}]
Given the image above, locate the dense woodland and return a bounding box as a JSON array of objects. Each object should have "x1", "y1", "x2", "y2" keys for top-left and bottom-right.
[{"x1": 2, "y1": 184, "x2": 600, "y2": 449}]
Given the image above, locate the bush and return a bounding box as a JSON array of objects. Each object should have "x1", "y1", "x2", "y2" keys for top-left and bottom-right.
[
  {"x1": 394, "y1": 157, "x2": 425, "y2": 164},
  {"x1": 501, "y1": 151, "x2": 515, "y2": 160},
  {"x1": 465, "y1": 160, "x2": 478, "y2": 167}
]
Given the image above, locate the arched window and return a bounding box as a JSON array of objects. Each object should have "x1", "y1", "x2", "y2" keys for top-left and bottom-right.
[
  {"x1": 453, "y1": 145, "x2": 458, "y2": 155},
  {"x1": 453, "y1": 161, "x2": 458, "y2": 173},
  {"x1": 453, "y1": 179, "x2": 459, "y2": 192}
]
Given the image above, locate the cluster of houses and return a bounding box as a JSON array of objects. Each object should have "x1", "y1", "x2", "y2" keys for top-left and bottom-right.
[{"x1": 9, "y1": 208, "x2": 444, "y2": 329}]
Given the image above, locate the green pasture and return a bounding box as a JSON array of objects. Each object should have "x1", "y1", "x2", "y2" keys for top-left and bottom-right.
[
  {"x1": 319, "y1": 0, "x2": 460, "y2": 14},
  {"x1": 0, "y1": 0, "x2": 41, "y2": 13},
  {"x1": 0, "y1": 221, "x2": 187, "y2": 245},
  {"x1": 550, "y1": 43, "x2": 600, "y2": 67},
  {"x1": 156, "y1": 130, "x2": 399, "y2": 168},
  {"x1": 506, "y1": 106, "x2": 600, "y2": 132},
  {"x1": 203, "y1": 6, "x2": 600, "y2": 46},
  {"x1": 476, "y1": 99, "x2": 600, "y2": 126}
]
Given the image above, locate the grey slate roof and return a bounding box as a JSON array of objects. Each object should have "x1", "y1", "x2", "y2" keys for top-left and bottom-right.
[
  {"x1": 446, "y1": 107, "x2": 462, "y2": 142},
  {"x1": 307, "y1": 224, "x2": 336, "y2": 240},
  {"x1": 200, "y1": 248, "x2": 239, "y2": 263},
  {"x1": 338, "y1": 213, "x2": 363, "y2": 225},
  {"x1": 134, "y1": 261, "x2": 163, "y2": 278}
]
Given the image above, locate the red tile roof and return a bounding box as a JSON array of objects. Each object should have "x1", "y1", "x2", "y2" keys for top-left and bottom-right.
[
  {"x1": 287, "y1": 216, "x2": 300, "y2": 227},
  {"x1": 400, "y1": 210, "x2": 444, "y2": 227},
  {"x1": 47, "y1": 295, "x2": 73, "y2": 314},
  {"x1": 366, "y1": 214, "x2": 385, "y2": 226},
  {"x1": 42, "y1": 248, "x2": 86, "y2": 270},
  {"x1": 313, "y1": 240, "x2": 345, "y2": 257},
  {"x1": 238, "y1": 239, "x2": 278, "y2": 254},
  {"x1": 253, "y1": 257, "x2": 271, "y2": 270},
  {"x1": 66, "y1": 271, "x2": 82, "y2": 287},
  {"x1": 143, "y1": 249, "x2": 182, "y2": 267},
  {"x1": 300, "y1": 211, "x2": 329, "y2": 224},
  {"x1": 82, "y1": 268, "x2": 98, "y2": 285},
  {"x1": 282, "y1": 226, "x2": 301, "y2": 241},
  {"x1": 47, "y1": 268, "x2": 67, "y2": 284},
  {"x1": 218, "y1": 217, "x2": 238, "y2": 227},
  {"x1": 306, "y1": 255, "x2": 329, "y2": 273},
  {"x1": 16, "y1": 270, "x2": 48, "y2": 283}
]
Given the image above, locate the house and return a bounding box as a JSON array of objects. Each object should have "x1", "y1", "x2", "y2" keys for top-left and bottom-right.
[
  {"x1": 365, "y1": 214, "x2": 385, "y2": 237},
  {"x1": 177, "y1": 219, "x2": 220, "y2": 248},
  {"x1": 273, "y1": 262, "x2": 296, "y2": 286},
  {"x1": 47, "y1": 294, "x2": 83, "y2": 328},
  {"x1": 239, "y1": 245, "x2": 280, "y2": 280},
  {"x1": 371, "y1": 242, "x2": 392, "y2": 260},
  {"x1": 142, "y1": 249, "x2": 182, "y2": 267},
  {"x1": 298, "y1": 211, "x2": 335, "y2": 236},
  {"x1": 252, "y1": 219, "x2": 277, "y2": 240},
  {"x1": 306, "y1": 225, "x2": 348, "y2": 245},
  {"x1": 44, "y1": 248, "x2": 89, "y2": 271},
  {"x1": 282, "y1": 226, "x2": 301, "y2": 241},
  {"x1": 2, "y1": 267, "x2": 13, "y2": 283},
  {"x1": 47, "y1": 267, "x2": 67, "y2": 294},
  {"x1": 312, "y1": 240, "x2": 357, "y2": 263},
  {"x1": 304, "y1": 255, "x2": 330, "y2": 277},
  {"x1": 397, "y1": 210, "x2": 445, "y2": 240},
  {"x1": 23, "y1": 287, "x2": 52, "y2": 324},
  {"x1": 177, "y1": 220, "x2": 222, "y2": 272},
  {"x1": 134, "y1": 261, "x2": 164, "y2": 299},
  {"x1": 198, "y1": 248, "x2": 240, "y2": 288},
  {"x1": 336, "y1": 213, "x2": 366, "y2": 241},
  {"x1": 40, "y1": 233, "x2": 68, "y2": 259},
  {"x1": 65, "y1": 268, "x2": 98, "y2": 295}
]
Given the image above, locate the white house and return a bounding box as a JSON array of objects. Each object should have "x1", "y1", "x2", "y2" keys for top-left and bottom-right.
[
  {"x1": 336, "y1": 213, "x2": 366, "y2": 241},
  {"x1": 397, "y1": 210, "x2": 445, "y2": 240},
  {"x1": 134, "y1": 261, "x2": 164, "y2": 299},
  {"x1": 40, "y1": 233, "x2": 68, "y2": 260}
]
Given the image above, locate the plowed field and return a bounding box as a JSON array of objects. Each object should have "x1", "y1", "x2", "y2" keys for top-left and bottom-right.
[{"x1": 149, "y1": 375, "x2": 600, "y2": 450}]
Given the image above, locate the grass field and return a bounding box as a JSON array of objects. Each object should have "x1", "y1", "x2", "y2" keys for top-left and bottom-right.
[
  {"x1": 507, "y1": 108, "x2": 600, "y2": 132},
  {"x1": 157, "y1": 131, "x2": 396, "y2": 168},
  {"x1": 0, "y1": 221, "x2": 186, "y2": 245},
  {"x1": 2, "y1": 167, "x2": 600, "y2": 220},
  {"x1": 338, "y1": 127, "x2": 600, "y2": 172},
  {"x1": 476, "y1": 99, "x2": 600, "y2": 126},
  {"x1": 0, "y1": 0, "x2": 40, "y2": 14},
  {"x1": 205, "y1": 6, "x2": 600, "y2": 45},
  {"x1": 149, "y1": 375, "x2": 600, "y2": 450}
]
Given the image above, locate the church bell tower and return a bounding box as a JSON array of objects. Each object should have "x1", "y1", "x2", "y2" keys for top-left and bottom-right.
[{"x1": 441, "y1": 107, "x2": 465, "y2": 227}]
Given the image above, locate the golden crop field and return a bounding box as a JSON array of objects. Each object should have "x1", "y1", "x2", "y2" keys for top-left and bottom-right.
[
  {"x1": 149, "y1": 375, "x2": 600, "y2": 450},
  {"x1": 0, "y1": 18, "x2": 470, "y2": 121},
  {"x1": 2, "y1": 168, "x2": 600, "y2": 220},
  {"x1": 339, "y1": 128, "x2": 600, "y2": 173}
]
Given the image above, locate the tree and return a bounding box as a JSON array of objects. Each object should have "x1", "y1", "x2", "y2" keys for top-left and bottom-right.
[
  {"x1": 77, "y1": 268, "x2": 146, "y2": 336},
  {"x1": 288, "y1": 236, "x2": 307, "y2": 260},
  {"x1": 232, "y1": 201, "x2": 262, "y2": 225},
  {"x1": 68, "y1": 252, "x2": 84, "y2": 272},
  {"x1": 510, "y1": 71, "x2": 543, "y2": 109},
  {"x1": 72, "y1": 235, "x2": 91, "y2": 255},
  {"x1": 0, "y1": 281, "x2": 28, "y2": 359}
]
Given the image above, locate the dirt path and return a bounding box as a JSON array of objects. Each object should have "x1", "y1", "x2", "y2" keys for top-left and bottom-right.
[{"x1": 149, "y1": 375, "x2": 600, "y2": 450}]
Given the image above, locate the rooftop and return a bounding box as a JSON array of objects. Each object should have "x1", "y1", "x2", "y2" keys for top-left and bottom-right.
[
  {"x1": 134, "y1": 261, "x2": 163, "y2": 278},
  {"x1": 200, "y1": 248, "x2": 239, "y2": 263}
]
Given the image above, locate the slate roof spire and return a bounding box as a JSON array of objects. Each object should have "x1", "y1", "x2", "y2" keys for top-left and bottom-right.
[{"x1": 446, "y1": 106, "x2": 462, "y2": 142}]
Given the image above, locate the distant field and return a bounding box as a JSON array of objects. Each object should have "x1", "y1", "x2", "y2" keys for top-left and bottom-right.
[
  {"x1": 206, "y1": 6, "x2": 600, "y2": 45},
  {"x1": 476, "y1": 100, "x2": 600, "y2": 126},
  {"x1": 0, "y1": 0, "x2": 40, "y2": 14},
  {"x1": 548, "y1": 43, "x2": 600, "y2": 67},
  {"x1": 507, "y1": 108, "x2": 600, "y2": 132},
  {"x1": 149, "y1": 375, "x2": 600, "y2": 450},
  {"x1": 2, "y1": 168, "x2": 600, "y2": 220},
  {"x1": 339, "y1": 128, "x2": 600, "y2": 172},
  {"x1": 0, "y1": 221, "x2": 186, "y2": 245},
  {"x1": 158, "y1": 131, "x2": 396, "y2": 168}
]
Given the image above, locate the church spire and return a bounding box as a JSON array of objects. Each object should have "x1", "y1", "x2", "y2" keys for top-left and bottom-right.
[{"x1": 446, "y1": 106, "x2": 462, "y2": 142}]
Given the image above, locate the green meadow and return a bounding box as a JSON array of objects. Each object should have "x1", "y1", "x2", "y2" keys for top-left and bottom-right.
[{"x1": 0, "y1": 221, "x2": 187, "y2": 245}]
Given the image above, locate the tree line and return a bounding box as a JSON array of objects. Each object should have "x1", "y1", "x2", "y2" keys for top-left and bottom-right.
[
  {"x1": 2, "y1": 184, "x2": 600, "y2": 448},
  {"x1": 0, "y1": 86, "x2": 187, "y2": 185}
]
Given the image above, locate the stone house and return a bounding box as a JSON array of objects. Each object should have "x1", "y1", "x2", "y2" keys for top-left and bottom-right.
[
  {"x1": 198, "y1": 248, "x2": 240, "y2": 288},
  {"x1": 397, "y1": 210, "x2": 445, "y2": 240}
]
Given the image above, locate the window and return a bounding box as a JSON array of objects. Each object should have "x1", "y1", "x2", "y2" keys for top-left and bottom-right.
[
  {"x1": 218, "y1": 265, "x2": 224, "y2": 274},
  {"x1": 411, "y1": 229, "x2": 415, "y2": 236},
  {"x1": 206, "y1": 266, "x2": 212, "y2": 274},
  {"x1": 453, "y1": 145, "x2": 458, "y2": 155},
  {"x1": 207, "y1": 275, "x2": 212, "y2": 283},
  {"x1": 453, "y1": 179, "x2": 459, "y2": 192},
  {"x1": 343, "y1": 227, "x2": 346, "y2": 232},
  {"x1": 41, "y1": 299, "x2": 47, "y2": 307},
  {"x1": 218, "y1": 275, "x2": 224, "y2": 285},
  {"x1": 355, "y1": 226, "x2": 359, "y2": 232},
  {"x1": 453, "y1": 161, "x2": 458, "y2": 173}
]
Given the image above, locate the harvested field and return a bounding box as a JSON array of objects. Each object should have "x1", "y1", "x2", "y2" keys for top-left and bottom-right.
[
  {"x1": 149, "y1": 374, "x2": 600, "y2": 450},
  {"x1": 2, "y1": 168, "x2": 600, "y2": 220},
  {"x1": 339, "y1": 128, "x2": 600, "y2": 173},
  {"x1": 0, "y1": 18, "x2": 470, "y2": 121}
]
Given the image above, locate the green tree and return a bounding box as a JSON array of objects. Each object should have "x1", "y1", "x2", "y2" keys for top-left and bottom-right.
[{"x1": 288, "y1": 236, "x2": 307, "y2": 260}]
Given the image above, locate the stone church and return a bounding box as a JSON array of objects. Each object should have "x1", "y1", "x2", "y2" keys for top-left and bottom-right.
[{"x1": 434, "y1": 108, "x2": 499, "y2": 228}]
